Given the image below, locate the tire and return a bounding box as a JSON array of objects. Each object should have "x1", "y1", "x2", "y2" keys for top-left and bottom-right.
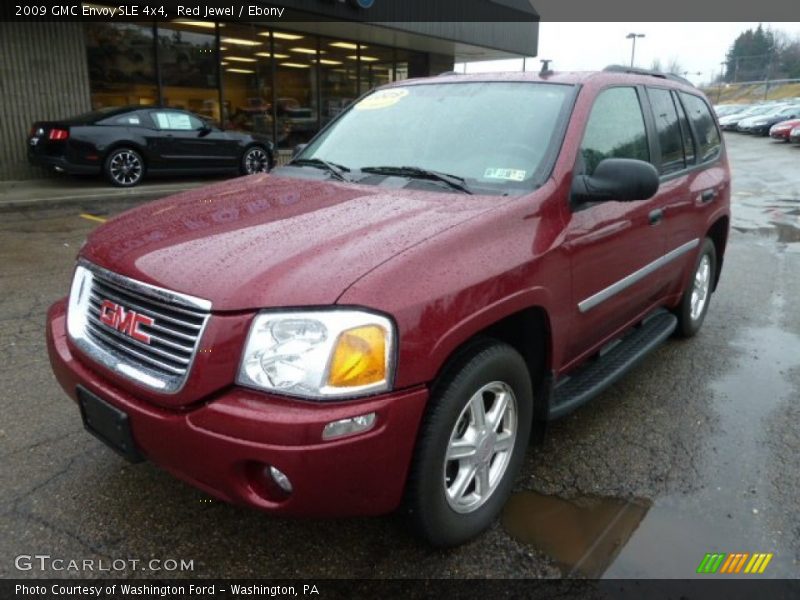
[
  {"x1": 405, "y1": 340, "x2": 533, "y2": 547},
  {"x1": 675, "y1": 237, "x2": 717, "y2": 338},
  {"x1": 104, "y1": 148, "x2": 144, "y2": 187},
  {"x1": 241, "y1": 146, "x2": 271, "y2": 175}
]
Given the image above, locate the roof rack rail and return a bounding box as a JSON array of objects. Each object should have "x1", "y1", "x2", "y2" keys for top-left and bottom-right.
[
  {"x1": 437, "y1": 70, "x2": 460, "y2": 77},
  {"x1": 603, "y1": 65, "x2": 694, "y2": 87}
]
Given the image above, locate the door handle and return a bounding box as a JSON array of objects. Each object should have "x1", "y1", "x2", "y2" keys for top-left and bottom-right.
[
  {"x1": 649, "y1": 209, "x2": 663, "y2": 225},
  {"x1": 700, "y1": 189, "x2": 717, "y2": 204}
]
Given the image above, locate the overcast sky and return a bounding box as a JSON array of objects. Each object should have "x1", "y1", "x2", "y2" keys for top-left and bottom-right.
[{"x1": 457, "y1": 22, "x2": 800, "y2": 86}]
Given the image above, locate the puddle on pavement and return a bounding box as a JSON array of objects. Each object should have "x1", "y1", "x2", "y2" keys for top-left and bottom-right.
[
  {"x1": 502, "y1": 492, "x2": 651, "y2": 578},
  {"x1": 733, "y1": 196, "x2": 800, "y2": 243},
  {"x1": 505, "y1": 300, "x2": 800, "y2": 578}
]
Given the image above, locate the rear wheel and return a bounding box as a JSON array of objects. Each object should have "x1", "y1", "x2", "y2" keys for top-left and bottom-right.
[
  {"x1": 675, "y1": 237, "x2": 717, "y2": 338},
  {"x1": 406, "y1": 341, "x2": 533, "y2": 547},
  {"x1": 104, "y1": 148, "x2": 144, "y2": 187}
]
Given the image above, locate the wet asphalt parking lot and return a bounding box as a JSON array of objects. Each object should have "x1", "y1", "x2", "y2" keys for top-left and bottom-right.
[{"x1": 1, "y1": 133, "x2": 799, "y2": 580}]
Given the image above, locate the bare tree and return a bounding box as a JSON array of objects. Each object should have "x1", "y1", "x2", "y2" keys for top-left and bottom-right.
[
  {"x1": 650, "y1": 58, "x2": 663, "y2": 72},
  {"x1": 665, "y1": 57, "x2": 684, "y2": 75}
]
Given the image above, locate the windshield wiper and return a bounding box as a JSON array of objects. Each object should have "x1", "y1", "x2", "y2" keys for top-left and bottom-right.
[
  {"x1": 290, "y1": 157, "x2": 350, "y2": 182},
  {"x1": 360, "y1": 165, "x2": 473, "y2": 194}
]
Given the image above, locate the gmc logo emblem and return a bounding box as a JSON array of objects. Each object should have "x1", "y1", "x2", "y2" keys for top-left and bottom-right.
[{"x1": 99, "y1": 299, "x2": 154, "y2": 344}]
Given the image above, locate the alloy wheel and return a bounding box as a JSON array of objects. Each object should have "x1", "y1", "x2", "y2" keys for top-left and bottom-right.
[
  {"x1": 443, "y1": 381, "x2": 518, "y2": 514},
  {"x1": 244, "y1": 148, "x2": 269, "y2": 174},
  {"x1": 109, "y1": 151, "x2": 142, "y2": 186},
  {"x1": 690, "y1": 254, "x2": 711, "y2": 321}
]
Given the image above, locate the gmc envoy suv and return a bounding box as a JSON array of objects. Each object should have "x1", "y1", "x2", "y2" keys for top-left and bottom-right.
[{"x1": 47, "y1": 66, "x2": 730, "y2": 547}]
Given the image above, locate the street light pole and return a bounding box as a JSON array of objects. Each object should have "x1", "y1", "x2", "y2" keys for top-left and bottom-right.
[{"x1": 626, "y1": 33, "x2": 645, "y2": 67}]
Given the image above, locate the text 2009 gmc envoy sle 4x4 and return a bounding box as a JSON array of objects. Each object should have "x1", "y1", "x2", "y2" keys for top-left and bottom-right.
[{"x1": 47, "y1": 66, "x2": 730, "y2": 547}]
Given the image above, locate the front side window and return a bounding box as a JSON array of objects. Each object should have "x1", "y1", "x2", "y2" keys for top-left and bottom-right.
[
  {"x1": 299, "y1": 82, "x2": 573, "y2": 193},
  {"x1": 151, "y1": 111, "x2": 203, "y2": 131},
  {"x1": 647, "y1": 87, "x2": 685, "y2": 175},
  {"x1": 580, "y1": 87, "x2": 649, "y2": 176},
  {"x1": 680, "y1": 93, "x2": 721, "y2": 163}
]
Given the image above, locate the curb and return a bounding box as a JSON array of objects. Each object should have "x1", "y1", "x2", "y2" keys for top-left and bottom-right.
[{"x1": 0, "y1": 184, "x2": 204, "y2": 212}]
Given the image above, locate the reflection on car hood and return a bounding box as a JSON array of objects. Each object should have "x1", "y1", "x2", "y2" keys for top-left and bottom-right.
[{"x1": 81, "y1": 174, "x2": 502, "y2": 311}]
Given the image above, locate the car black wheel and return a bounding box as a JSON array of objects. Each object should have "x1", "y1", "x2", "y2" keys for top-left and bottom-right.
[
  {"x1": 405, "y1": 340, "x2": 533, "y2": 547},
  {"x1": 104, "y1": 148, "x2": 144, "y2": 187},
  {"x1": 242, "y1": 146, "x2": 270, "y2": 175},
  {"x1": 675, "y1": 237, "x2": 717, "y2": 338}
]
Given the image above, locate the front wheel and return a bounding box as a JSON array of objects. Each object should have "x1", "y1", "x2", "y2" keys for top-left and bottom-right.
[
  {"x1": 104, "y1": 148, "x2": 144, "y2": 187},
  {"x1": 405, "y1": 341, "x2": 533, "y2": 547},
  {"x1": 675, "y1": 237, "x2": 717, "y2": 338},
  {"x1": 241, "y1": 146, "x2": 271, "y2": 175}
]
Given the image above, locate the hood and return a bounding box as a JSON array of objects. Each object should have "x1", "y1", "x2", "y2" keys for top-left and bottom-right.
[
  {"x1": 773, "y1": 119, "x2": 800, "y2": 129},
  {"x1": 81, "y1": 174, "x2": 501, "y2": 311}
]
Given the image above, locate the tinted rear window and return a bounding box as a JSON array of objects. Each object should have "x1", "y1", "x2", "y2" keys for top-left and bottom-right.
[
  {"x1": 647, "y1": 87, "x2": 684, "y2": 175},
  {"x1": 680, "y1": 93, "x2": 721, "y2": 163}
]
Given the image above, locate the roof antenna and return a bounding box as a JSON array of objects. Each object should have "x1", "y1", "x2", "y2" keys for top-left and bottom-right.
[{"x1": 539, "y1": 59, "x2": 553, "y2": 76}]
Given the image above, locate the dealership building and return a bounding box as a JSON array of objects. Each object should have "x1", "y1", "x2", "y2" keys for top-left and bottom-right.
[{"x1": 0, "y1": 1, "x2": 538, "y2": 180}]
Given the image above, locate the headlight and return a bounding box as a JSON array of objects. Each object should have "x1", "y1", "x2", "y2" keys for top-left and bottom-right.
[{"x1": 237, "y1": 309, "x2": 395, "y2": 399}]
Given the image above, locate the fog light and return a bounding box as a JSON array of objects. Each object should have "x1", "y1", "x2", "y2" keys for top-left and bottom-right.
[
  {"x1": 268, "y1": 466, "x2": 293, "y2": 494},
  {"x1": 322, "y1": 413, "x2": 376, "y2": 440}
]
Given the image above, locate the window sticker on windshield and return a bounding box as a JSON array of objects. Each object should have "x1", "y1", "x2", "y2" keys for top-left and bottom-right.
[
  {"x1": 355, "y1": 88, "x2": 409, "y2": 110},
  {"x1": 484, "y1": 168, "x2": 527, "y2": 182}
]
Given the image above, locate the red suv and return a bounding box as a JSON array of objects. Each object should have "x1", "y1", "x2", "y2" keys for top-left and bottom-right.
[{"x1": 47, "y1": 67, "x2": 730, "y2": 547}]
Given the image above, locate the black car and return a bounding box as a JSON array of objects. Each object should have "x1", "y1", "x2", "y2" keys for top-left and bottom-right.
[{"x1": 27, "y1": 106, "x2": 274, "y2": 187}]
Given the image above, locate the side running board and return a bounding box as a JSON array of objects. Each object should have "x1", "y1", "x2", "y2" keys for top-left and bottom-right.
[{"x1": 548, "y1": 309, "x2": 678, "y2": 420}]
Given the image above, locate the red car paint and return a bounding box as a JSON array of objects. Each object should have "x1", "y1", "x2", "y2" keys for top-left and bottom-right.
[
  {"x1": 770, "y1": 118, "x2": 800, "y2": 140},
  {"x1": 47, "y1": 71, "x2": 731, "y2": 516}
]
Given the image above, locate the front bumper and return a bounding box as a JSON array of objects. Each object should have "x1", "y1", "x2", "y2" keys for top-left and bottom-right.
[
  {"x1": 46, "y1": 299, "x2": 429, "y2": 517},
  {"x1": 770, "y1": 129, "x2": 791, "y2": 140}
]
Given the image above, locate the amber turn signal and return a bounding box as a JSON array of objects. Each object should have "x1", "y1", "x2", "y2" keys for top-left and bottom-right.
[{"x1": 327, "y1": 325, "x2": 387, "y2": 388}]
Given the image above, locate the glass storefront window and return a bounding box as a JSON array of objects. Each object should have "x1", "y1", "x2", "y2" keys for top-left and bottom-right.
[
  {"x1": 359, "y1": 44, "x2": 394, "y2": 93},
  {"x1": 219, "y1": 24, "x2": 274, "y2": 139},
  {"x1": 85, "y1": 23, "x2": 158, "y2": 109},
  {"x1": 157, "y1": 21, "x2": 220, "y2": 122},
  {"x1": 273, "y1": 30, "x2": 319, "y2": 148},
  {"x1": 395, "y1": 48, "x2": 429, "y2": 80},
  {"x1": 84, "y1": 22, "x2": 418, "y2": 148},
  {"x1": 319, "y1": 37, "x2": 359, "y2": 129}
]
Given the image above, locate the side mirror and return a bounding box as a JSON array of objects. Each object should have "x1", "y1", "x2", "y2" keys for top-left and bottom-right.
[
  {"x1": 292, "y1": 143, "x2": 307, "y2": 158},
  {"x1": 572, "y1": 158, "x2": 659, "y2": 203},
  {"x1": 198, "y1": 125, "x2": 213, "y2": 136}
]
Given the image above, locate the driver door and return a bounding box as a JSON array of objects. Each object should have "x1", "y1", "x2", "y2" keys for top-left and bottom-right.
[
  {"x1": 149, "y1": 110, "x2": 234, "y2": 169},
  {"x1": 562, "y1": 86, "x2": 668, "y2": 367}
]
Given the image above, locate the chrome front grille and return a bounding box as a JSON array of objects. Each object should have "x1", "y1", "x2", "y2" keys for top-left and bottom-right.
[{"x1": 67, "y1": 261, "x2": 211, "y2": 393}]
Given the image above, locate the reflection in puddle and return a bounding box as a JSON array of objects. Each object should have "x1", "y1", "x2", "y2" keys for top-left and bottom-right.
[
  {"x1": 502, "y1": 492, "x2": 651, "y2": 578},
  {"x1": 733, "y1": 197, "x2": 800, "y2": 243}
]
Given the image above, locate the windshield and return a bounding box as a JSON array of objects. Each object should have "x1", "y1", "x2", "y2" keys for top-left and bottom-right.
[{"x1": 298, "y1": 82, "x2": 573, "y2": 193}]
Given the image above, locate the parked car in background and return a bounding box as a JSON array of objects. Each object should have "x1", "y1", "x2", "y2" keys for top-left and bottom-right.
[
  {"x1": 47, "y1": 67, "x2": 730, "y2": 547},
  {"x1": 28, "y1": 106, "x2": 274, "y2": 187},
  {"x1": 713, "y1": 103, "x2": 746, "y2": 117},
  {"x1": 718, "y1": 103, "x2": 779, "y2": 131},
  {"x1": 737, "y1": 104, "x2": 800, "y2": 136},
  {"x1": 769, "y1": 118, "x2": 800, "y2": 141}
]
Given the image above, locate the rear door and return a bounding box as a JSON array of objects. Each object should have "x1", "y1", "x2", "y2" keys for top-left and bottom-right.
[
  {"x1": 563, "y1": 85, "x2": 667, "y2": 366},
  {"x1": 654, "y1": 91, "x2": 726, "y2": 292}
]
